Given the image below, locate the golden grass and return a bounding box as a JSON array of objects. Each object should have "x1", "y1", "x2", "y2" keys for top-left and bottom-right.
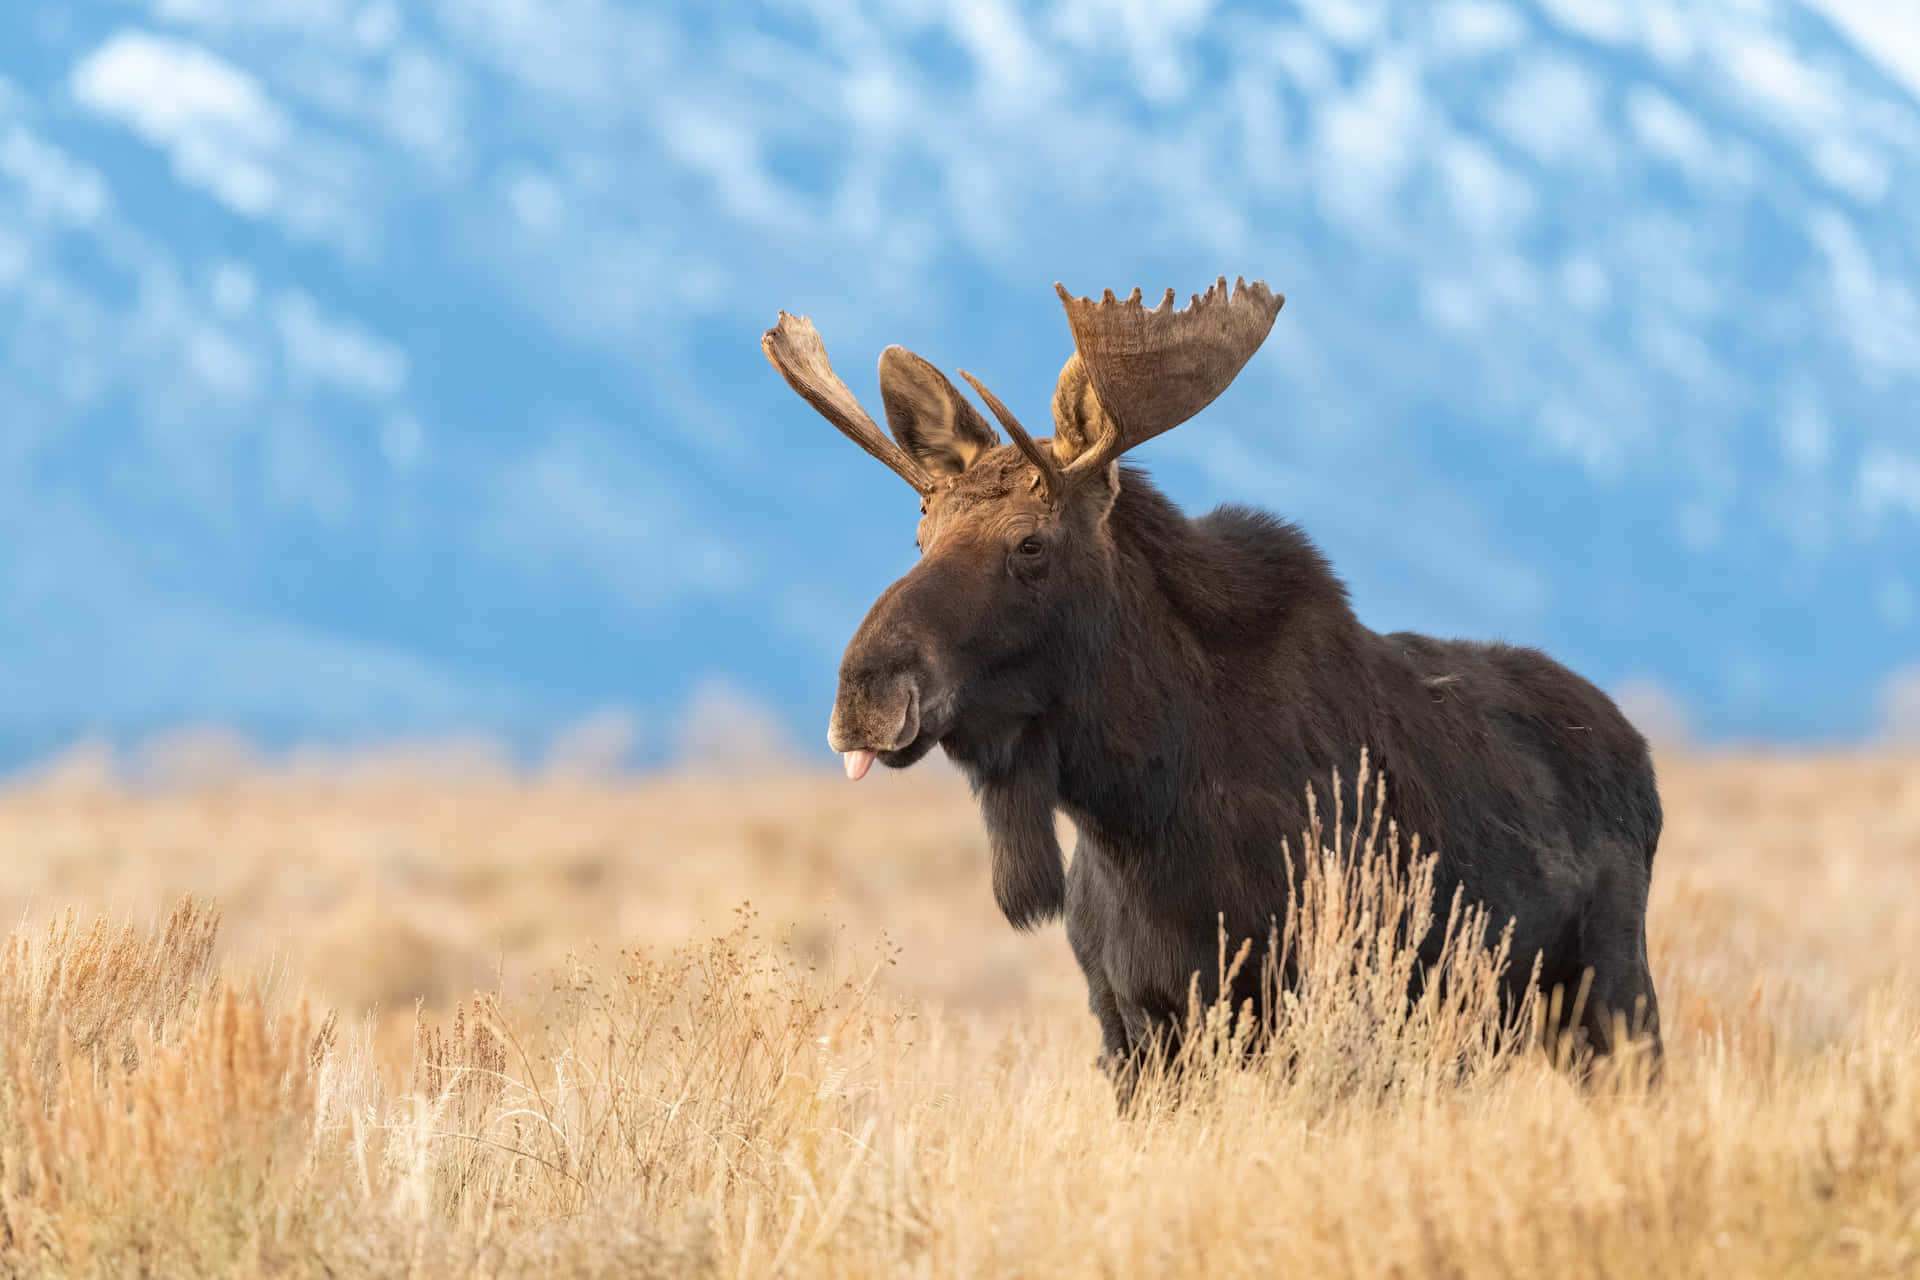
[{"x1": 0, "y1": 749, "x2": 1916, "y2": 1276}]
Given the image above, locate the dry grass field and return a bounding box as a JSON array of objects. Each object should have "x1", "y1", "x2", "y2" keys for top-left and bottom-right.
[{"x1": 1, "y1": 747, "x2": 1917, "y2": 1276}]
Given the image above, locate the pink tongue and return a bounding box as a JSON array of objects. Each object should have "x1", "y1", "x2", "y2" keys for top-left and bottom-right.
[{"x1": 843, "y1": 749, "x2": 876, "y2": 781}]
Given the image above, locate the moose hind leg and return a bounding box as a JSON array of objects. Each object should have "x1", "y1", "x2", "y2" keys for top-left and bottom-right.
[
  {"x1": 1581, "y1": 951, "x2": 1661, "y2": 1065},
  {"x1": 1576, "y1": 855, "x2": 1662, "y2": 1066}
]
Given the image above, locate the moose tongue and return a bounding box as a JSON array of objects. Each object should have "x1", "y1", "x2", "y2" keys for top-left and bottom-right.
[{"x1": 843, "y1": 749, "x2": 876, "y2": 781}]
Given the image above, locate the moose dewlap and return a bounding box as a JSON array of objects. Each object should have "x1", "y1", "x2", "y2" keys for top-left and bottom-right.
[{"x1": 763, "y1": 277, "x2": 1662, "y2": 1103}]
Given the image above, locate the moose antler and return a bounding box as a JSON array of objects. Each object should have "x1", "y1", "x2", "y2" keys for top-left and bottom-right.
[
  {"x1": 1054, "y1": 276, "x2": 1284, "y2": 480},
  {"x1": 764, "y1": 312, "x2": 935, "y2": 496},
  {"x1": 957, "y1": 370, "x2": 1066, "y2": 504}
]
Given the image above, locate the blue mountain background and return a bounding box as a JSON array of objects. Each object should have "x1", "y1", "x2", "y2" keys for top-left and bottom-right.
[{"x1": 3, "y1": 0, "x2": 1918, "y2": 767}]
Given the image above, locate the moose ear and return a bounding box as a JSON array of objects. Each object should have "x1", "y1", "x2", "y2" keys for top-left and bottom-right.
[
  {"x1": 878, "y1": 346, "x2": 1000, "y2": 478},
  {"x1": 1049, "y1": 352, "x2": 1111, "y2": 468}
]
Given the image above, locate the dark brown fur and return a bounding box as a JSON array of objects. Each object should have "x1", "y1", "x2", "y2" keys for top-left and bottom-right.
[{"x1": 831, "y1": 447, "x2": 1663, "y2": 1097}]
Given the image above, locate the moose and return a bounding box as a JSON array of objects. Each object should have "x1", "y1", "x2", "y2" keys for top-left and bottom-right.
[{"x1": 763, "y1": 277, "x2": 1662, "y2": 1097}]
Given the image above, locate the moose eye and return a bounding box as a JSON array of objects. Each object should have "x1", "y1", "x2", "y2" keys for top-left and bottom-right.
[{"x1": 1016, "y1": 536, "x2": 1043, "y2": 557}]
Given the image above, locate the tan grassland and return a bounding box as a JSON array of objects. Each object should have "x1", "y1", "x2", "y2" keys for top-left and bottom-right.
[{"x1": 0, "y1": 748, "x2": 1916, "y2": 1276}]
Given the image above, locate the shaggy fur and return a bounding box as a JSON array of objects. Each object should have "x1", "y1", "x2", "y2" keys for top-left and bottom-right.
[{"x1": 831, "y1": 452, "x2": 1662, "y2": 1098}]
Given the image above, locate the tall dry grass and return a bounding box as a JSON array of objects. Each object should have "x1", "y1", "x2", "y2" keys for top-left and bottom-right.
[{"x1": 0, "y1": 750, "x2": 1915, "y2": 1275}]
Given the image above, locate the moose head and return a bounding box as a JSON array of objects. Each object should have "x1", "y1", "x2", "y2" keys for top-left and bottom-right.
[{"x1": 763, "y1": 278, "x2": 1283, "y2": 923}]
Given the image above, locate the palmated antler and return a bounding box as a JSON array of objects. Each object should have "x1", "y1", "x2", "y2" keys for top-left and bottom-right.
[
  {"x1": 958, "y1": 370, "x2": 1065, "y2": 504},
  {"x1": 764, "y1": 312, "x2": 935, "y2": 495},
  {"x1": 1053, "y1": 276, "x2": 1284, "y2": 479}
]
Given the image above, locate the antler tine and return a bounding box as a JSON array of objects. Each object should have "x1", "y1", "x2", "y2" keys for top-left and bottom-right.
[
  {"x1": 763, "y1": 311, "x2": 934, "y2": 496},
  {"x1": 1053, "y1": 276, "x2": 1284, "y2": 479},
  {"x1": 958, "y1": 370, "x2": 1064, "y2": 504}
]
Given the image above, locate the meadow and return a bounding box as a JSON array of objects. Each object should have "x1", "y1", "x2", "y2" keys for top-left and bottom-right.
[{"x1": 0, "y1": 745, "x2": 1916, "y2": 1276}]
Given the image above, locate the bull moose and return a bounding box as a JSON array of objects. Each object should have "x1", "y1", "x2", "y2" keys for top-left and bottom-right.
[{"x1": 762, "y1": 277, "x2": 1662, "y2": 1096}]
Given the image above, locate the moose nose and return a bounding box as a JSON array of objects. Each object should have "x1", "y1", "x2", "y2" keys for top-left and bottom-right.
[{"x1": 827, "y1": 669, "x2": 922, "y2": 767}]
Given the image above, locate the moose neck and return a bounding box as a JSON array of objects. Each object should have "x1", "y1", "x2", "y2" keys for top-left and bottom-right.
[
  {"x1": 948, "y1": 468, "x2": 1361, "y2": 928},
  {"x1": 1049, "y1": 471, "x2": 1360, "y2": 850}
]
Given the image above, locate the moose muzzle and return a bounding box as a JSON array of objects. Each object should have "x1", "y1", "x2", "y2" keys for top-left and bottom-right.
[
  {"x1": 827, "y1": 674, "x2": 921, "y2": 781},
  {"x1": 828, "y1": 556, "x2": 972, "y2": 780}
]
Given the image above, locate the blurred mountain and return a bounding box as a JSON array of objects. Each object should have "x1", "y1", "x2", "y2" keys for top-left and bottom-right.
[{"x1": 2, "y1": 0, "x2": 1917, "y2": 765}]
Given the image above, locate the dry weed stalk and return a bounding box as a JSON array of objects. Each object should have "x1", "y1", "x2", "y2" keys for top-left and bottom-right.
[
  {"x1": 387, "y1": 912, "x2": 914, "y2": 1226},
  {"x1": 3, "y1": 980, "x2": 323, "y2": 1273},
  {"x1": 1145, "y1": 753, "x2": 1541, "y2": 1115},
  {"x1": 0, "y1": 895, "x2": 220, "y2": 1092}
]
